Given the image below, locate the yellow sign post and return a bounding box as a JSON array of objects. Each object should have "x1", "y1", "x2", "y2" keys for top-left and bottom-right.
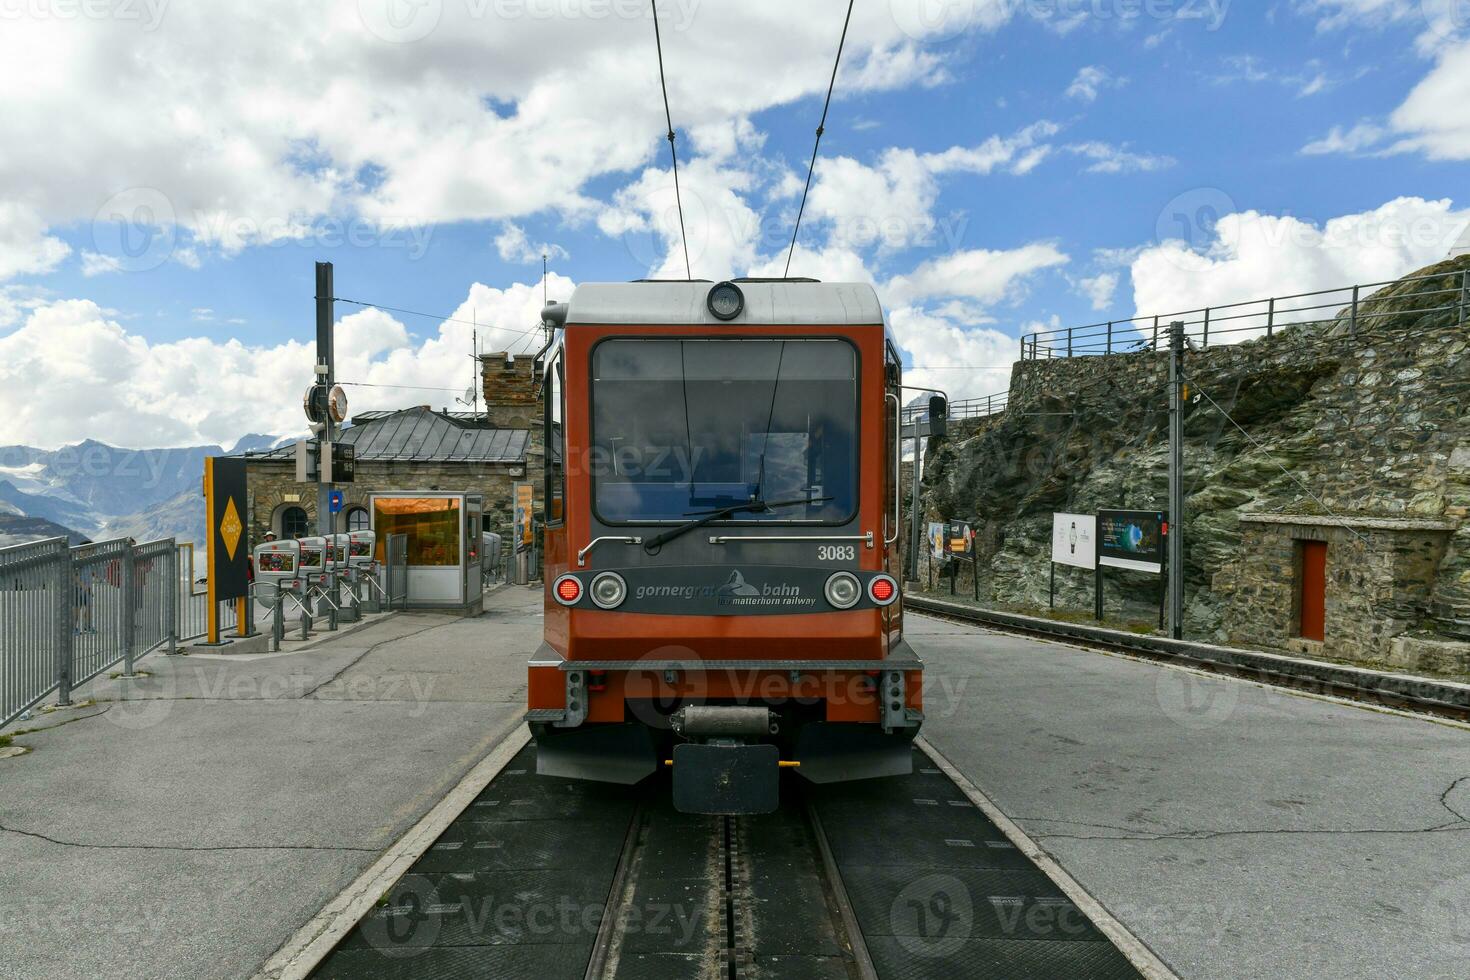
[{"x1": 203, "y1": 456, "x2": 250, "y2": 645}]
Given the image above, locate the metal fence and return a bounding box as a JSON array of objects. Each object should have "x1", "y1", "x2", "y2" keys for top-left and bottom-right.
[
  {"x1": 385, "y1": 533, "x2": 408, "y2": 610},
  {"x1": 1020, "y1": 267, "x2": 1470, "y2": 360},
  {"x1": 1, "y1": 535, "x2": 181, "y2": 729},
  {"x1": 901, "y1": 391, "x2": 1009, "y2": 425},
  {"x1": 173, "y1": 541, "x2": 248, "y2": 642}
]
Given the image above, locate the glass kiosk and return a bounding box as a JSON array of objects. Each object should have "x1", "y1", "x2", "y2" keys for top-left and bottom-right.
[{"x1": 368, "y1": 493, "x2": 486, "y2": 615}]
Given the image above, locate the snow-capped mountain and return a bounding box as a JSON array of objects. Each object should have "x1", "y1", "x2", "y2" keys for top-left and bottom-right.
[{"x1": 0, "y1": 434, "x2": 291, "y2": 547}]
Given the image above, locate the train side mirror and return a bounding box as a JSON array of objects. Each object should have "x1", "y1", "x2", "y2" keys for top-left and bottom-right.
[{"x1": 928, "y1": 395, "x2": 948, "y2": 440}]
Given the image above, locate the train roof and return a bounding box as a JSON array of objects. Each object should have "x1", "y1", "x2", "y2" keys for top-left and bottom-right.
[{"x1": 565, "y1": 280, "x2": 883, "y2": 327}]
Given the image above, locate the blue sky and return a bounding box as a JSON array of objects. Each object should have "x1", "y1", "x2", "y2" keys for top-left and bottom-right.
[{"x1": 0, "y1": 0, "x2": 1465, "y2": 447}]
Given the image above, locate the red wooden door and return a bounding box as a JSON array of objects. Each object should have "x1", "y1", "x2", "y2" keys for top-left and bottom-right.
[{"x1": 1299, "y1": 541, "x2": 1327, "y2": 641}]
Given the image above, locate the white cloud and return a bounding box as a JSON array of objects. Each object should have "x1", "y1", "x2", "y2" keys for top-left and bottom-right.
[
  {"x1": 885, "y1": 244, "x2": 1069, "y2": 307},
  {"x1": 1066, "y1": 66, "x2": 1123, "y2": 102},
  {"x1": 1078, "y1": 272, "x2": 1120, "y2": 310},
  {"x1": 1066, "y1": 142, "x2": 1176, "y2": 174},
  {"x1": 1389, "y1": 40, "x2": 1470, "y2": 159},
  {"x1": 0, "y1": 1, "x2": 1019, "y2": 280},
  {"x1": 1128, "y1": 196, "x2": 1470, "y2": 338},
  {"x1": 1293, "y1": 0, "x2": 1417, "y2": 32},
  {"x1": 79, "y1": 251, "x2": 123, "y2": 277},
  {"x1": 0, "y1": 275, "x2": 575, "y2": 449},
  {"x1": 0, "y1": 203, "x2": 71, "y2": 280},
  {"x1": 1301, "y1": 121, "x2": 1389, "y2": 154},
  {"x1": 494, "y1": 223, "x2": 569, "y2": 264},
  {"x1": 796, "y1": 122, "x2": 1059, "y2": 252},
  {"x1": 888, "y1": 306, "x2": 1016, "y2": 402}
]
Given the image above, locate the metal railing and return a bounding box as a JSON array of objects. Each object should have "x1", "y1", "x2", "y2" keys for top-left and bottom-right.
[
  {"x1": 385, "y1": 533, "x2": 409, "y2": 610},
  {"x1": 901, "y1": 391, "x2": 1009, "y2": 425},
  {"x1": 174, "y1": 541, "x2": 248, "y2": 642},
  {"x1": 1019, "y1": 267, "x2": 1470, "y2": 359},
  {"x1": 1, "y1": 535, "x2": 180, "y2": 729}
]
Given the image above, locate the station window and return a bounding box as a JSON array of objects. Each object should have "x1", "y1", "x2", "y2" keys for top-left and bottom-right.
[
  {"x1": 346, "y1": 507, "x2": 370, "y2": 532},
  {"x1": 280, "y1": 506, "x2": 309, "y2": 539}
]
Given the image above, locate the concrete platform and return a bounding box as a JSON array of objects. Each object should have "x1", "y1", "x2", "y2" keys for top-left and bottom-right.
[
  {"x1": 909, "y1": 612, "x2": 1470, "y2": 980},
  {"x1": 0, "y1": 586, "x2": 544, "y2": 980}
]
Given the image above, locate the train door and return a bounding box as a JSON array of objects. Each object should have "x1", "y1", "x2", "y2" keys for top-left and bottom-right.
[{"x1": 884, "y1": 341, "x2": 904, "y2": 641}]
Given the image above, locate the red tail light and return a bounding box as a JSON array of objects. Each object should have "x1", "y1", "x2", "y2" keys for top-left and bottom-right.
[
  {"x1": 554, "y1": 575, "x2": 583, "y2": 605},
  {"x1": 868, "y1": 575, "x2": 898, "y2": 606}
]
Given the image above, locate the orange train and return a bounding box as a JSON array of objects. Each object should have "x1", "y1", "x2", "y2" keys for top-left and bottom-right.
[{"x1": 525, "y1": 279, "x2": 935, "y2": 815}]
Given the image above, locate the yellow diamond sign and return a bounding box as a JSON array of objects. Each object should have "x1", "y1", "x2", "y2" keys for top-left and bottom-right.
[{"x1": 219, "y1": 497, "x2": 243, "y2": 561}]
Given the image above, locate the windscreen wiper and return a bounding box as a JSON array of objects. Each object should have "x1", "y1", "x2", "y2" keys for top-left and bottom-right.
[{"x1": 642, "y1": 496, "x2": 833, "y2": 552}]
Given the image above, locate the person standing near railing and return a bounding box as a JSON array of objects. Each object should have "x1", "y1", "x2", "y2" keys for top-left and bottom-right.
[{"x1": 73, "y1": 542, "x2": 95, "y2": 635}]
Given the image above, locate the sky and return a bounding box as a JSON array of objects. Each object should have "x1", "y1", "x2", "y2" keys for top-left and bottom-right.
[{"x1": 0, "y1": 0, "x2": 1466, "y2": 449}]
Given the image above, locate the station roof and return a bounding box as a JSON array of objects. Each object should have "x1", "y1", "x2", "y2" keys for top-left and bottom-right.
[
  {"x1": 240, "y1": 407, "x2": 530, "y2": 465},
  {"x1": 566, "y1": 280, "x2": 884, "y2": 326}
]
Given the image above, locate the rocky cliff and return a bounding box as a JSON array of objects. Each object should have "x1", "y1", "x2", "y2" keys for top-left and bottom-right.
[{"x1": 921, "y1": 255, "x2": 1469, "y2": 657}]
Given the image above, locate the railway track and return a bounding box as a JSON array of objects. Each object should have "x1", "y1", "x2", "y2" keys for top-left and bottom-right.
[
  {"x1": 583, "y1": 792, "x2": 874, "y2": 980},
  {"x1": 309, "y1": 739, "x2": 1147, "y2": 980},
  {"x1": 905, "y1": 594, "x2": 1470, "y2": 724}
]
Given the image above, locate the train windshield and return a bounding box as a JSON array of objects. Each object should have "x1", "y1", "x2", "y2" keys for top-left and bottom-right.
[{"x1": 592, "y1": 338, "x2": 857, "y2": 524}]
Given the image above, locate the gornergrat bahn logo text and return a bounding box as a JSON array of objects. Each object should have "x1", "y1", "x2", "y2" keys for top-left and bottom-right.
[
  {"x1": 632, "y1": 570, "x2": 816, "y2": 608},
  {"x1": 717, "y1": 570, "x2": 815, "y2": 608}
]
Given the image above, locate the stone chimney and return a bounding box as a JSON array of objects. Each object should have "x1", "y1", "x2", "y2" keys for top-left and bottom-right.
[{"x1": 480, "y1": 352, "x2": 539, "y2": 430}]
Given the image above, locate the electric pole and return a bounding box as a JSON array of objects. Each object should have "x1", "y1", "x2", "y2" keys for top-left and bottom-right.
[
  {"x1": 315, "y1": 261, "x2": 335, "y2": 537},
  {"x1": 908, "y1": 434, "x2": 922, "y2": 582},
  {"x1": 1167, "y1": 320, "x2": 1185, "y2": 639}
]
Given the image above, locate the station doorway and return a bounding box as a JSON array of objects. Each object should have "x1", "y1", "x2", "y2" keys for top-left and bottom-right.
[{"x1": 1298, "y1": 540, "x2": 1327, "y2": 642}]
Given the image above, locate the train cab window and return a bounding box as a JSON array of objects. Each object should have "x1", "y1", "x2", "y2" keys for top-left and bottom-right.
[
  {"x1": 591, "y1": 338, "x2": 857, "y2": 524},
  {"x1": 544, "y1": 352, "x2": 565, "y2": 526}
]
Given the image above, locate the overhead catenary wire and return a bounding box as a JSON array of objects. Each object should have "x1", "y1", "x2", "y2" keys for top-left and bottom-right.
[
  {"x1": 334, "y1": 296, "x2": 547, "y2": 344},
  {"x1": 784, "y1": 0, "x2": 856, "y2": 278},
  {"x1": 651, "y1": 0, "x2": 692, "y2": 280}
]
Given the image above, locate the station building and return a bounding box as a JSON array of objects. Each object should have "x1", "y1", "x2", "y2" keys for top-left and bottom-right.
[{"x1": 237, "y1": 351, "x2": 547, "y2": 558}]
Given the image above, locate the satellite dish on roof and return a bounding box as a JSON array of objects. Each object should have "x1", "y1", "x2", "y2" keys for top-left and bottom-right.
[{"x1": 455, "y1": 386, "x2": 477, "y2": 408}]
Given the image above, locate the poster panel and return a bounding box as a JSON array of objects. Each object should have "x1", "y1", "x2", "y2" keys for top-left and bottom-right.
[
  {"x1": 1051, "y1": 513, "x2": 1097, "y2": 570},
  {"x1": 1097, "y1": 509, "x2": 1165, "y2": 573}
]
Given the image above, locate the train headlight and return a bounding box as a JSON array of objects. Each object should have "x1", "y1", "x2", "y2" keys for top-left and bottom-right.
[
  {"x1": 824, "y1": 571, "x2": 861, "y2": 610},
  {"x1": 868, "y1": 574, "x2": 898, "y2": 606},
  {"x1": 554, "y1": 574, "x2": 583, "y2": 605},
  {"x1": 590, "y1": 571, "x2": 627, "y2": 609},
  {"x1": 707, "y1": 281, "x2": 744, "y2": 321}
]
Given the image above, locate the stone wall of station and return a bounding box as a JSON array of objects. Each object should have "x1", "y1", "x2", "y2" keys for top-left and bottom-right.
[{"x1": 921, "y1": 254, "x2": 1469, "y2": 669}]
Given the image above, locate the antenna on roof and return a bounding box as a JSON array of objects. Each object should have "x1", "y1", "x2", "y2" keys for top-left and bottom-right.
[{"x1": 465, "y1": 314, "x2": 481, "y2": 418}]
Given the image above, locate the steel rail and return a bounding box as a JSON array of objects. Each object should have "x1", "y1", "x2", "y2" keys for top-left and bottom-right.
[{"x1": 804, "y1": 799, "x2": 880, "y2": 980}]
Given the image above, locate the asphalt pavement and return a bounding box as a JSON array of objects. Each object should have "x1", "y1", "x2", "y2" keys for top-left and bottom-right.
[
  {"x1": 0, "y1": 586, "x2": 542, "y2": 980},
  {"x1": 910, "y1": 612, "x2": 1470, "y2": 980}
]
